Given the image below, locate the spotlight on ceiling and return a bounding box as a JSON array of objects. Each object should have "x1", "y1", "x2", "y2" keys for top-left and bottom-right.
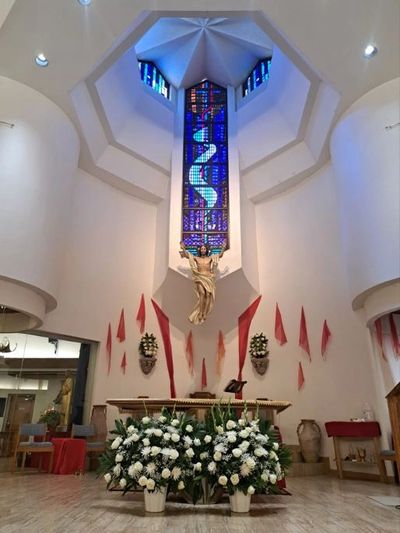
[
  {"x1": 35, "y1": 53, "x2": 49, "y2": 67},
  {"x1": 78, "y1": 0, "x2": 92, "y2": 5},
  {"x1": 364, "y1": 44, "x2": 378, "y2": 58}
]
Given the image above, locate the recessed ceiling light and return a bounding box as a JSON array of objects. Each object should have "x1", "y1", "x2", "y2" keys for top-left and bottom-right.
[
  {"x1": 78, "y1": 0, "x2": 91, "y2": 6},
  {"x1": 35, "y1": 53, "x2": 49, "y2": 67},
  {"x1": 364, "y1": 44, "x2": 378, "y2": 58}
]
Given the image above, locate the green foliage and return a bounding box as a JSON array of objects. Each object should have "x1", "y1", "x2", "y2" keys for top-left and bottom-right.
[
  {"x1": 139, "y1": 332, "x2": 158, "y2": 357},
  {"x1": 38, "y1": 406, "x2": 61, "y2": 428}
]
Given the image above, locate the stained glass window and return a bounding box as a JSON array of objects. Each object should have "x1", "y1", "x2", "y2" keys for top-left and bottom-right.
[
  {"x1": 138, "y1": 60, "x2": 170, "y2": 99},
  {"x1": 242, "y1": 57, "x2": 272, "y2": 97},
  {"x1": 182, "y1": 80, "x2": 229, "y2": 255}
]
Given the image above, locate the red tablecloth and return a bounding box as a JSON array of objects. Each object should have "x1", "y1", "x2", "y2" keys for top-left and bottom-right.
[
  {"x1": 325, "y1": 421, "x2": 381, "y2": 438},
  {"x1": 30, "y1": 438, "x2": 86, "y2": 474}
]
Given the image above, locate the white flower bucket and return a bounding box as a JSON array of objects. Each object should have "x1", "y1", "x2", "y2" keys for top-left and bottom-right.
[
  {"x1": 229, "y1": 491, "x2": 251, "y2": 513},
  {"x1": 144, "y1": 486, "x2": 167, "y2": 513}
]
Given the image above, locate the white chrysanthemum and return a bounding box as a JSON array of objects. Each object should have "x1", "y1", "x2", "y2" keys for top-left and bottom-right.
[
  {"x1": 246, "y1": 457, "x2": 256, "y2": 469},
  {"x1": 247, "y1": 485, "x2": 255, "y2": 495},
  {"x1": 200, "y1": 451, "x2": 209, "y2": 460},
  {"x1": 183, "y1": 436, "x2": 193, "y2": 447},
  {"x1": 261, "y1": 472, "x2": 269, "y2": 482},
  {"x1": 169, "y1": 449, "x2": 179, "y2": 460},
  {"x1": 145, "y1": 462, "x2": 156, "y2": 476},
  {"x1": 123, "y1": 437, "x2": 133, "y2": 446},
  {"x1": 256, "y1": 434, "x2": 268, "y2": 443},
  {"x1": 171, "y1": 433, "x2": 180, "y2": 443},
  {"x1": 207, "y1": 462, "x2": 216, "y2": 473},
  {"x1": 232, "y1": 448, "x2": 243, "y2": 458},
  {"x1": 273, "y1": 442, "x2": 280, "y2": 451},
  {"x1": 111, "y1": 437, "x2": 122, "y2": 450},
  {"x1": 154, "y1": 429, "x2": 163, "y2": 437},
  {"x1": 104, "y1": 473, "x2": 111, "y2": 483},
  {"x1": 142, "y1": 416, "x2": 151, "y2": 424},
  {"x1": 132, "y1": 461, "x2": 143, "y2": 472},
  {"x1": 193, "y1": 438, "x2": 201, "y2": 447},
  {"x1": 171, "y1": 419, "x2": 180, "y2": 427},
  {"x1": 151, "y1": 446, "x2": 161, "y2": 456},
  {"x1": 142, "y1": 438, "x2": 150, "y2": 447},
  {"x1": 113, "y1": 464, "x2": 121, "y2": 476},
  {"x1": 138, "y1": 475, "x2": 148, "y2": 487},
  {"x1": 185, "y1": 424, "x2": 193, "y2": 433},
  {"x1": 178, "y1": 480, "x2": 185, "y2": 490},
  {"x1": 146, "y1": 479, "x2": 155, "y2": 490},
  {"x1": 269, "y1": 473, "x2": 277, "y2": 484},
  {"x1": 141, "y1": 446, "x2": 151, "y2": 457},
  {"x1": 239, "y1": 429, "x2": 249, "y2": 439},
  {"x1": 115, "y1": 453, "x2": 124, "y2": 463},
  {"x1": 131, "y1": 433, "x2": 139, "y2": 442},
  {"x1": 163, "y1": 432, "x2": 171, "y2": 441},
  {"x1": 226, "y1": 420, "x2": 236, "y2": 430},
  {"x1": 158, "y1": 415, "x2": 167, "y2": 423},
  {"x1": 239, "y1": 441, "x2": 250, "y2": 451},
  {"x1": 186, "y1": 448, "x2": 195, "y2": 458},
  {"x1": 161, "y1": 468, "x2": 171, "y2": 479},
  {"x1": 240, "y1": 463, "x2": 251, "y2": 477},
  {"x1": 171, "y1": 466, "x2": 181, "y2": 480},
  {"x1": 230, "y1": 473, "x2": 240, "y2": 485},
  {"x1": 204, "y1": 435, "x2": 212, "y2": 443},
  {"x1": 254, "y1": 447, "x2": 265, "y2": 457},
  {"x1": 216, "y1": 425, "x2": 224, "y2": 434},
  {"x1": 214, "y1": 443, "x2": 226, "y2": 453},
  {"x1": 213, "y1": 451, "x2": 222, "y2": 461},
  {"x1": 218, "y1": 475, "x2": 228, "y2": 486},
  {"x1": 194, "y1": 462, "x2": 202, "y2": 472}
]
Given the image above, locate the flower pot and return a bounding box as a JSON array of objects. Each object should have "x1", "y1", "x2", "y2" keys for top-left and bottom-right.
[
  {"x1": 251, "y1": 355, "x2": 269, "y2": 375},
  {"x1": 140, "y1": 356, "x2": 157, "y2": 375},
  {"x1": 229, "y1": 491, "x2": 251, "y2": 513},
  {"x1": 297, "y1": 419, "x2": 321, "y2": 463},
  {"x1": 144, "y1": 486, "x2": 167, "y2": 513}
]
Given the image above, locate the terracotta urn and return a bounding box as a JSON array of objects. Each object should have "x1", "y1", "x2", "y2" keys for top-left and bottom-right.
[{"x1": 296, "y1": 419, "x2": 321, "y2": 463}]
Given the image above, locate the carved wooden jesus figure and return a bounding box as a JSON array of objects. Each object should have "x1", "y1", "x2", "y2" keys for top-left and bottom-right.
[{"x1": 180, "y1": 241, "x2": 227, "y2": 324}]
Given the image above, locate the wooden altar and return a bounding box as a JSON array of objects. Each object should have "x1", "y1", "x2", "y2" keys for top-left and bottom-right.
[{"x1": 107, "y1": 398, "x2": 291, "y2": 424}]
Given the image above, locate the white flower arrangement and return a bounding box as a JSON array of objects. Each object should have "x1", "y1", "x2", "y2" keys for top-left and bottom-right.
[
  {"x1": 138, "y1": 332, "x2": 158, "y2": 358},
  {"x1": 249, "y1": 333, "x2": 269, "y2": 358}
]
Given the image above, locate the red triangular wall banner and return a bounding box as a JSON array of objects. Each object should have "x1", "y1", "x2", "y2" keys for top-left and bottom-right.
[
  {"x1": 321, "y1": 319, "x2": 331, "y2": 358},
  {"x1": 106, "y1": 323, "x2": 112, "y2": 375},
  {"x1": 389, "y1": 313, "x2": 400, "y2": 357},
  {"x1": 216, "y1": 330, "x2": 225, "y2": 377},
  {"x1": 151, "y1": 299, "x2": 176, "y2": 398},
  {"x1": 185, "y1": 330, "x2": 194, "y2": 376},
  {"x1": 117, "y1": 308, "x2": 126, "y2": 342},
  {"x1": 375, "y1": 318, "x2": 387, "y2": 361},
  {"x1": 299, "y1": 307, "x2": 311, "y2": 360},
  {"x1": 136, "y1": 294, "x2": 146, "y2": 334},
  {"x1": 120, "y1": 352, "x2": 127, "y2": 374},
  {"x1": 201, "y1": 357, "x2": 207, "y2": 390},
  {"x1": 298, "y1": 362, "x2": 305, "y2": 390},
  {"x1": 275, "y1": 303, "x2": 287, "y2": 345}
]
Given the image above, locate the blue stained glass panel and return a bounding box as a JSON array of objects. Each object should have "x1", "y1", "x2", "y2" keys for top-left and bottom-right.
[
  {"x1": 242, "y1": 57, "x2": 272, "y2": 97},
  {"x1": 138, "y1": 60, "x2": 170, "y2": 99}
]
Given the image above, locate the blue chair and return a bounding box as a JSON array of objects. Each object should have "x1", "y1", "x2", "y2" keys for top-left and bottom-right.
[
  {"x1": 11, "y1": 423, "x2": 54, "y2": 473},
  {"x1": 71, "y1": 424, "x2": 106, "y2": 456}
]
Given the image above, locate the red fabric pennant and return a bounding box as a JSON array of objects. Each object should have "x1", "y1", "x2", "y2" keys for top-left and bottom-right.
[
  {"x1": 201, "y1": 357, "x2": 207, "y2": 390},
  {"x1": 236, "y1": 295, "x2": 262, "y2": 399},
  {"x1": 375, "y1": 318, "x2": 387, "y2": 361},
  {"x1": 136, "y1": 294, "x2": 146, "y2": 334},
  {"x1": 275, "y1": 303, "x2": 287, "y2": 345},
  {"x1": 216, "y1": 330, "x2": 225, "y2": 377},
  {"x1": 151, "y1": 299, "x2": 176, "y2": 397},
  {"x1": 321, "y1": 319, "x2": 331, "y2": 358},
  {"x1": 185, "y1": 330, "x2": 194, "y2": 376},
  {"x1": 389, "y1": 313, "x2": 400, "y2": 357},
  {"x1": 120, "y1": 352, "x2": 127, "y2": 374},
  {"x1": 299, "y1": 307, "x2": 311, "y2": 360},
  {"x1": 298, "y1": 362, "x2": 305, "y2": 390},
  {"x1": 106, "y1": 323, "x2": 112, "y2": 375},
  {"x1": 117, "y1": 308, "x2": 126, "y2": 342}
]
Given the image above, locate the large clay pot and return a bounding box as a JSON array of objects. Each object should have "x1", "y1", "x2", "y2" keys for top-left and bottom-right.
[
  {"x1": 229, "y1": 491, "x2": 251, "y2": 513},
  {"x1": 144, "y1": 486, "x2": 167, "y2": 513},
  {"x1": 296, "y1": 419, "x2": 321, "y2": 463}
]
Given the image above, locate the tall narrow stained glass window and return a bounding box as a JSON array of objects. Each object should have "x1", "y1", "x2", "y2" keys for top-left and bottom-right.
[
  {"x1": 138, "y1": 60, "x2": 170, "y2": 99},
  {"x1": 242, "y1": 57, "x2": 272, "y2": 97},
  {"x1": 182, "y1": 80, "x2": 229, "y2": 255}
]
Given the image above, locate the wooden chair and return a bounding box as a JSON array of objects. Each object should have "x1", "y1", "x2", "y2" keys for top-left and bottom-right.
[
  {"x1": 71, "y1": 424, "x2": 106, "y2": 469},
  {"x1": 11, "y1": 423, "x2": 54, "y2": 473}
]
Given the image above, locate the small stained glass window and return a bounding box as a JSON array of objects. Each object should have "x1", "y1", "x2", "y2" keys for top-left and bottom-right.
[
  {"x1": 138, "y1": 60, "x2": 170, "y2": 99},
  {"x1": 242, "y1": 57, "x2": 272, "y2": 97}
]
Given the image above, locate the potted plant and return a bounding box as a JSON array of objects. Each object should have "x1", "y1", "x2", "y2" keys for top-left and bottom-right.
[
  {"x1": 249, "y1": 333, "x2": 269, "y2": 375},
  {"x1": 38, "y1": 405, "x2": 61, "y2": 430},
  {"x1": 138, "y1": 332, "x2": 158, "y2": 375}
]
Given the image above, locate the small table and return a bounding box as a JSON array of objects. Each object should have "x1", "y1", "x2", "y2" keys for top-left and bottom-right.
[{"x1": 325, "y1": 421, "x2": 387, "y2": 482}]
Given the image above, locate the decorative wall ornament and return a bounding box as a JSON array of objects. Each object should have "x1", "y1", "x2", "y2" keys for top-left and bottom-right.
[
  {"x1": 151, "y1": 299, "x2": 176, "y2": 397},
  {"x1": 106, "y1": 323, "x2": 112, "y2": 375},
  {"x1": 298, "y1": 362, "x2": 305, "y2": 390},
  {"x1": 299, "y1": 307, "x2": 311, "y2": 360},
  {"x1": 274, "y1": 303, "x2": 287, "y2": 345},
  {"x1": 201, "y1": 357, "x2": 207, "y2": 390},
  {"x1": 321, "y1": 319, "x2": 331, "y2": 358},
  {"x1": 136, "y1": 294, "x2": 146, "y2": 334},
  {"x1": 216, "y1": 330, "x2": 225, "y2": 377},
  {"x1": 185, "y1": 330, "x2": 194, "y2": 376},
  {"x1": 139, "y1": 332, "x2": 158, "y2": 375},
  {"x1": 117, "y1": 308, "x2": 126, "y2": 342},
  {"x1": 249, "y1": 333, "x2": 269, "y2": 375},
  {"x1": 120, "y1": 352, "x2": 127, "y2": 374}
]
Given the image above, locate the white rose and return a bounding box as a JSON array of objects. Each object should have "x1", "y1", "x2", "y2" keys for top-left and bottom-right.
[
  {"x1": 171, "y1": 419, "x2": 180, "y2": 427},
  {"x1": 247, "y1": 485, "x2": 255, "y2": 495},
  {"x1": 178, "y1": 480, "x2": 185, "y2": 490},
  {"x1": 111, "y1": 437, "x2": 122, "y2": 450},
  {"x1": 194, "y1": 438, "x2": 201, "y2": 447},
  {"x1": 214, "y1": 443, "x2": 226, "y2": 453},
  {"x1": 204, "y1": 435, "x2": 212, "y2": 443},
  {"x1": 133, "y1": 461, "x2": 143, "y2": 472},
  {"x1": 163, "y1": 432, "x2": 171, "y2": 441},
  {"x1": 269, "y1": 474, "x2": 277, "y2": 484},
  {"x1": 186, "y1": 448, "x2": 195, "y2": 458},
  {"x1": 273, "y1": 442, "x2": 279, "y2": 451},
  {"x1": 146, "y1": 479, "x2": 155, "y2": 490},
  {"x1": 232, "y1": 448, "x2": 243, "y2": 458},
  {"x1": 239, "y1": 441, "x2": 250, "y2": 451},
  {"x1": 216, "y1": 425, "x2": 224, "y2": 434},
  {"x1": 275, "y1": 464, "x2": 282, "y2": 474},
  {"x1": 171, "y1": 433, "x2": 180, "y2": 443},
  {"x1": 115, "y1": 453, "x2": 124, "y2": 463},
  {"x1": 183, "y1": 436, "x2": 193, "y2": 446},
  {"x1": 254, "y1": 447, "x2": 265, "y2": 457},
  {"x1": 127, "y1": 425, "x2": 136, "y2": 433},
  {"x1": 207, "y1": 462, "x2": 216, "y2": 473},
  {"x1": 169, "y1": 449, "x2": 179, "y2": 461},
  {"x1": 185, "y1": 424, "x2": 193, "y2": 433},
  {"x1": 161, "y1": 468, "x2": 171, "y2": 479},
  {"x1": 238, "y1": 419, "x2": 246, "y2": 426},
  {"x1": 113, "y1": 464, "x2": 121, "y2": 476},
  {"x1": 213, "y1": 451, "x2": 222, "y2": 461},
  {"x1": 239, "y1": 430, "x2": 249, "y2": 439},
  {"x1": 270, "y1": 451, "x2": 278, "y2": 461},
  {"x1": 154, "y1": 429, "x2": 163, "y2": 437},
  {"x1": 158, "y1": 415, "x2": 167, "y2": 423},
  {"x1": 261, "y1": 472, "x2": 268, "y2": 482},
  {"x1": 142, "y1": 438, "x2": 150, "y2": 447},
  {"x1": 226, "y1": 420, "x2": 236, "y2": 430},
  {"x1": 131, "y1": 433, "x2": 139, "y2": 442},
  {"x1": 194, "y1": 462, "x2": 202, "y2": 472},
  {"x1": 227, "y1": 434, "x2": 236, "y2": 443},
  {"x1": 230, "y1": 473, "x2": 240, "y2": 485},
  {"x1": 151, "y1": 446, "x2": 161, "y2": 456},
  {"x1": 246, "y1": 458, "x2": 256, "y2": 469},
  {"x1": 104, "y1": 473, "x2": 112, "y2": 483},
  {"x1": 119, "y1": 478, "x2": 127, "y2": 488},
  {"x1": 138, "y1": 476, "x2": 148, "y2": 487},
  {"x1": 142, "y1": 416, "x2": 151, "y2": 424},
  {"x1": 218, "y1": 475, "x2": 228, "y2": 486},
  {"x1": 200, "y1": 452, "x2": 209, "y2": 460}
]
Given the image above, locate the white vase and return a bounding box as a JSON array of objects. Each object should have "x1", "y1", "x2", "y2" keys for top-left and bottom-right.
[
  {"x1": 229, "y1": 491, "x2": 251, "y2": 513},
  {"x1": 144, "y1": 486, "x2": 167, "y2": 513}
]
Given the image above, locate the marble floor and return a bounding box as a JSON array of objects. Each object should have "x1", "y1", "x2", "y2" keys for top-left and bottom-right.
[{"x1": 0, "y1": 472, "x2": 399, "y2": 533}]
